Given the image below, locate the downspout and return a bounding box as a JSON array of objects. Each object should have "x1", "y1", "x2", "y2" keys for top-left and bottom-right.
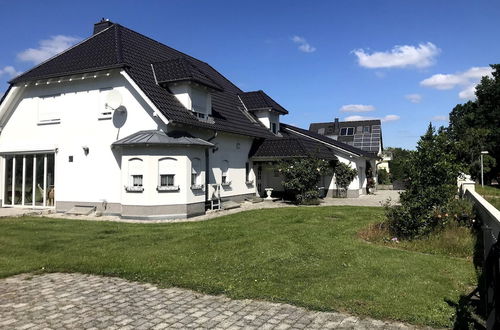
[{"x1": 205, "y1": 130, "x2": 218, "y2": 207}]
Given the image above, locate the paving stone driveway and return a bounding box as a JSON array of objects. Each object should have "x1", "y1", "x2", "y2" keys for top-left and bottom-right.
[{"x1": 0, "y1": 273, "x2": 433, "y2": 330}]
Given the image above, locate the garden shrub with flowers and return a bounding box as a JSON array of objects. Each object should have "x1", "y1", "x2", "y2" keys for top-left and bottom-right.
[
  {"x1": 385, "y1": 124, "x2": 466, "y2": 239},
  {"x1": 277, "y1": 157, "x2": 335, "y2": 204}
]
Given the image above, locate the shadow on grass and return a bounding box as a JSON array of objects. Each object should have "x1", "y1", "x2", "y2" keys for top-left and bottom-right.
[{"x1": 448, "y1": 226, "x2": 486, "y2": 329}]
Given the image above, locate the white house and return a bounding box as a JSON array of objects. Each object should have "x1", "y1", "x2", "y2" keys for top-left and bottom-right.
[{"x1": 0, "y1": 20, "x2": 377, "y2": 219}]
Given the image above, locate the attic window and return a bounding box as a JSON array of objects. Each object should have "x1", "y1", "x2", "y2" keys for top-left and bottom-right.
[
  {"x1": 340, "y1": 127, "x2": 354, "y2": 136},
  {"x1": 38, "y1": 94, "x2": 61, "y2": 125},
  {"x1": 272, "y1": 123, "x2": 277, "y2": 134}
]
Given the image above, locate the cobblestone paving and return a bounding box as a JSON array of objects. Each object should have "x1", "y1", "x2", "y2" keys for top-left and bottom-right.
[{"x1": 0, "y1": 273, "x2": 431, "y2": 329}]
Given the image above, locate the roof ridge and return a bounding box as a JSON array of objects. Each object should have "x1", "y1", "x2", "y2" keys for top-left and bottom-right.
[{"x1": 114, "y1": 24, "x2": 123, "y2": 64}]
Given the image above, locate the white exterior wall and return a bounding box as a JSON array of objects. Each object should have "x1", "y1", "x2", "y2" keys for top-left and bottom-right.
[
  {"x1": 253, "y1": 110, "x2": 280, "y2": 133},
  {"x1": 324, "y1": 154, "x2": 368, "y2": 195},
  {"x1": 0, "y1": 71, "x2": 166, "y2": 206}
]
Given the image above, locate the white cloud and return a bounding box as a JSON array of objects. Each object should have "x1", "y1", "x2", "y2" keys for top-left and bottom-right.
[
  {"x1": 353, "y1": 42, "x2": 440, "y2": 69},
  {"x1": 0, "y1": 66, "x2": 21, "y2": 78},
  {"x1": 405, "y1": 93, "x2": 422, "y2": 103},
  {"x1": 344, "y1": 114, "x2": 400, "y2": 123},
  {"x1": 291, "y1": 35, "x2": 316, "y2": 53},
  {"x1": 17, "y1": 35, "x2": 80, "y2": 64},
  {"x1": 339, "y1": 104, "x2": 375, "y2": 113},
  {"x1": 420, "y1": 66, "x2": 493, "y2": 99},
  {"x1": 431, "y1": 115, "x2": 449, "y2": 121}
]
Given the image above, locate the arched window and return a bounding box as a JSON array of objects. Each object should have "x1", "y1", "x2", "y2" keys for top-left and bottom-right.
[
  {"x1": 191, "y1": 157, "x2": 201, "y2": 186},
  {"x1": 127, "y1": 158, "x2": 144, "y2": 191},
  {"x1": 158, "y1": 157, "x2": 177, "y2": 189},
  {"x1": 221, "y1": 160, "x2": 229, "y2": 185}
]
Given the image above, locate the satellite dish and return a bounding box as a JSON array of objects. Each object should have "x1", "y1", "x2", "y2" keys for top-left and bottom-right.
[{"x1": 105, "y1": 90, "x2": 122, "y2": 110}]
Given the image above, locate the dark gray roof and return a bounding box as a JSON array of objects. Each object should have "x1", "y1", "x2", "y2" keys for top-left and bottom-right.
[
  {"x1": 152, "y1": 58, "x2": 223, "y2": 91},
  {"x1": 249, "y1": 123, "x2": 377, "y2": 160},
  {"x1": 112, "y1": 130, "x2": 214, "y2": 147},
  {"x1": 281, "y1": 124, "x2": 375, "y2": 157},
  {"x1": 308, "y1": 119, "x2": 382, "y2": 153},
  {"x1": 8, "y1": 22, "x2": 275, "y2": 139},
  {"x1": 239, "y1": 90, "x2": 289, "y2": 114}
]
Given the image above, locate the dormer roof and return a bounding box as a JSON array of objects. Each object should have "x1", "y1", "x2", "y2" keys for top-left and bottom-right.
[
  {"x1": 238, "y1": 90, "x2": 289, "y2": 114},
  {"x1": 152, "y1": 58, "x2": 223, "y2": 92}
]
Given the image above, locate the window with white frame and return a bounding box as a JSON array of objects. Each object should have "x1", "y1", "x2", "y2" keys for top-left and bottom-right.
[
  {"x1": 221, "y1": 160, "x2": 229, "y2": 185},
  {"x1": 340, "y1": 127, "x2": 354, "y2": 136},
  {"x1": 158, "y1": 157, "x2": 179, "y2": 191},
  {"x1": 191, "y1": 157, "x2": 202, "y2": 188},
  {"x1": 126, "y1": 158, "x2": 144, "y2": 192},
  {"x1": 38, "y1": 94, "x2": 61, "y2": 125},
  {"x1": 98, "y1": 88, "x2": 113, "y2": 119}
]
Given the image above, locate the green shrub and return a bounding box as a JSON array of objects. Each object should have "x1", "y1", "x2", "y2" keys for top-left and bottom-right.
[
  {"x1": 386, "y1": 124, "x2": 463, "y2": 239},
  {"x1": 377, "y1": 168, "x2": 391, "y2": 184},
  {"x1": 334, "y1": 163, "x2": 358, "y2": 197},
  {"x1": 296, "y1": 190, "x2": 321, "y2": 205},
  {"x1": 277, "y1": 157, "x2": 334, "y2": 204}
]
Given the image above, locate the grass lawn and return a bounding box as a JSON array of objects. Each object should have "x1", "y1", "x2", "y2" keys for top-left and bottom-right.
[
  {"x1": 0, "y1": 206, "x2": 475, "y2": 327},
  {"x1": 476, "y1": 184, "x2": 500, "y2": 210}
]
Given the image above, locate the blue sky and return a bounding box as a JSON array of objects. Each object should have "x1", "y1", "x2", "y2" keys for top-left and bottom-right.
[{"x1": 1, "y1": 0, "x2": 498, "y2": 149}]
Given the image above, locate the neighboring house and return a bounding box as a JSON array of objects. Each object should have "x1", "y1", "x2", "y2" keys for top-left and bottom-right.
[
  {"x1": 309, "y1": 118, "x2": 390, "y2": 172},
  {"x1": 0, "y1": 20, "x2": 377, "y2": 219}
]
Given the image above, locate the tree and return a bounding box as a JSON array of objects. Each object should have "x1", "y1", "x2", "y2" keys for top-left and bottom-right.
[
  {"x1": 277, "y1": 158, "x2": 335, "y2": 204},
  {"x1": 385, "y1": 147, "x2": 413, "y2": 183},
  {"x1": 448, "y1": 64, "x2": 500, "y2": 182},
  {"x1": 386, "y1": 124, "x2": 463, "y2": 238}
]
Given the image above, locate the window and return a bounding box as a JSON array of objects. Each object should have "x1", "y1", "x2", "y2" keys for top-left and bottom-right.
[
  {"x1": 340, "y1": 127, "x2": 354, "y2": 136},
  {"x1": 158, "y1": 157, "x2": 179, "y2": 191},
  {"x1": 126, "y1": 158, "x2": 144, "y2": 192},
  {"x1": 221, "y1": 160, "x2": 230, "y2": 185},
  {"x1": 191, "y1": 87, "x2": 208, "y2": 114},
  {"x1": 191, "y1": 158, "x2": 203, "y2": 189},
  {"x1": 132, "y1": 175, "x2": 143, "y2": 187},
  {"x1": 245, "y1": 162, "x2": 250, "y2": 182},
  {"x1": 363, "y1": 126, "x2": 370, "y2": 133},
  {"x1": 272, "y1": 123, "x2": 277, "y2": 134},
  {"x1": 160, "y1": 174, "x2": 174, "y2": 187},
  {"x1": 98, "y1": 88, "x2": 114, "y2": 120},
  {"x1": 38, "y1": 94, "x2": 61, "y2": 124}
]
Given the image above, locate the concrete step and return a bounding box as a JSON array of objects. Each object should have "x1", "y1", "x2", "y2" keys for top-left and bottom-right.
[
  {"x1": 65, "y1": 205, "x2": 96, "y2": 216},
  {"x1": 221, "y1": 201, "x2": 241, "y2": 210}
]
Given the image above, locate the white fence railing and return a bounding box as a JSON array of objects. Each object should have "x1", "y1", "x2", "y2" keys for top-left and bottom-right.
[{"x1": 460, "y1": 180, "x2": 500, "y2": 329}]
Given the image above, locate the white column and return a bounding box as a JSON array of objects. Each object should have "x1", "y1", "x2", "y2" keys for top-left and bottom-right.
[
  {"x1": 32, "y1": 156, "x2": 36, "y2": 207},
  {"x1": 21, "y1": 156, "x2": 26, "y2": 206},
  {"x1": 11, "y1": 157, "x2": 15, "y2": 206},
  {"x1": 43, "y1": 155, "x2": 47, "y2": 207}
]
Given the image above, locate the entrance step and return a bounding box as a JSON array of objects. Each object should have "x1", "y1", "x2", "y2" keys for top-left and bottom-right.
[
  {"x1": 65, "y1": 205, "x2": 96, "y2": 216},
  {"x1": 221, "y1": 201, "x2": 241, "y2": 210},
  {"x1": 245, "y1": 196, "x2": 263, "y2": 203}
]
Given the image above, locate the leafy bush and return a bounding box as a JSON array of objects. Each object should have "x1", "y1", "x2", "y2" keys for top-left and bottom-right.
[
  {"x1": 334, "y1": 163, "x2": 358, "y2": 197},
  {"x1": 297, "y1": 190, "x2": 321, "y2": 205},
  {"x1": 377, "y1": 168, "x2": 391, "y2": 184},
  {"x1": 277, "y1": 157, "x2": 334, "y2": 204},
  {"x1": 386, "y1": 124, "x2": 463, "y2": 239}
]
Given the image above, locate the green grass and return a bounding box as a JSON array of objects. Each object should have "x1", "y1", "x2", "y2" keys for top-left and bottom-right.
[
  {"x1": 476, "y1": 184, "x2": 500, "y2": 210},
  {"x1": 359, "y1": 221, "x2": 476, "y2": 259},
  {"x1": 0, "y1": 207, "x2": 475, "y2": 327}
]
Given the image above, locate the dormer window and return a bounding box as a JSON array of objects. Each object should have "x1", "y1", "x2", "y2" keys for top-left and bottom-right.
[
  {"x1": 238, "y1": 90, "x2": 288, "y2": 134},
  {"x1": 151, "y1": 58, "x2": 223, "y2": 122},
  {"x1": 340, "y1": 127, "x2": 354, "y2": 136}
]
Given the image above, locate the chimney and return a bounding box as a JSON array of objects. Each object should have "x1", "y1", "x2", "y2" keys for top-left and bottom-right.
[
  {"x1": 93, "y1": 18, "x2": 113, "y2": 35},
  {"x1": 334, "y1": 117, "x2": 340, "y2": 132}
]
